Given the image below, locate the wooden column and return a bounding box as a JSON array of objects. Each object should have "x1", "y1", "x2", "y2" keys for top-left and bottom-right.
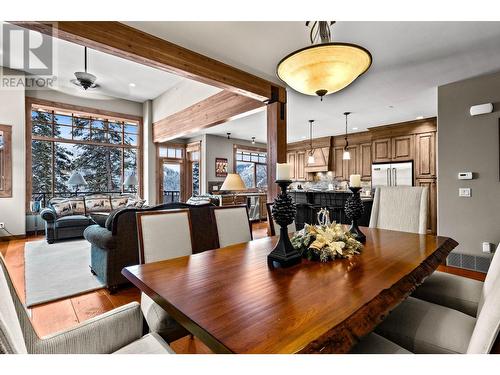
[{"x1": 267, "y1": 99, "x2": 287, "y2": 201}]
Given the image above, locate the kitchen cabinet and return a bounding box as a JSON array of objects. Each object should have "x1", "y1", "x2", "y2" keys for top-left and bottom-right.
[
  {"x1": 416, "y1": 178, "x2": 437, "y2": 234},
  {"x1": 333, "y1": 147, "x2": 345, "y2": 179},
  {"x1": 287, "y1": 152, "x2": 296, "y2": 180},
  {"x1": 304, "y1": 147, "x2": 330, "y2": 172},
  {"x1": 415, "y1": 132, "x2": 436, "y2": 178},
  {"x1": 333, "y1": 145, "x2": 358, "y2": 181},
  {"x1": 359, "y1": 143, "x2": 372, "y2": 180},
  {"x1": 392, "y1": 135, "x2": 414, "y2": 161},
  {"x1": 372, "y1": 138, "x2": 392, "y2": 163}
]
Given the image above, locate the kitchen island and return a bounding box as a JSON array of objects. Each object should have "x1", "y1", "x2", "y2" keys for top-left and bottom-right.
[{"x1": 290, "y1": 190, "x2": 373, "y2": 229}]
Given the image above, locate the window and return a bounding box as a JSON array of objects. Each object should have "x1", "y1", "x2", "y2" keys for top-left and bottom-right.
[
  {"x1": 157, "y1": 143, "x2": 185, "y2": 204},
  {"x1": 187, "y1": 142, "x2": 201, "y2": 197},
  {"x1": 29, "y1": 104, "x2": 141, "y2": 203},
  {"x1": 235, "y1": 149, "x2": 267, "y2": 189}
]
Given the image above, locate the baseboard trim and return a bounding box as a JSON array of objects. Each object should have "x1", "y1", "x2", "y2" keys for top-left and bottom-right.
[{"x1": 0, "y1": 234, "x2": 26, "y2": 242}]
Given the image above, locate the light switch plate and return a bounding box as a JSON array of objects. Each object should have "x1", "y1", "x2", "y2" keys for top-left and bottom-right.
[{"x1": 459, "y1": 188, "x2": 471, "y2": 197}]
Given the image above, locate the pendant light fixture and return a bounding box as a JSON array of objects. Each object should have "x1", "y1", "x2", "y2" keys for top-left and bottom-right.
[
  {"x1": 276, "y1": 21, "x2": 371, "y2": 100},
  {"x1": 342, "y1": 112, "x2": 351, "y2": 160},
  {"x1": 227, "y1": 133, "x2": 231, "y2": 139},
  {"x1": 251, "y1": 137, "x2": 255, "y2": 144},
  {"x1": 308, "y1": 120, "x2": 315, "y2": 164},
  {"x1": 71, "y1": 46, "x2": 98, "y2": 90}
]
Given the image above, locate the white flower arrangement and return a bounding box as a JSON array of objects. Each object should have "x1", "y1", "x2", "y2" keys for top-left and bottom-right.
[{"x1": 291, "y1": 223, "x2": 363, "y2": 262}]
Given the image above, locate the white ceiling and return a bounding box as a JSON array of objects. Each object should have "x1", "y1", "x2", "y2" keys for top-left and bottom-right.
[
  {"x1": 126, "y1": 21, "x2": 500, "y2": 142},
  {"x1": 0, "y1": 22, "x2": 207, "y2": 103}
]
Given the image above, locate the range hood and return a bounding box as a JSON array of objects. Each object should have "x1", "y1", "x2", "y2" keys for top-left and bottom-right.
[{"x1": 304, "y1": 147, "x2": 331, "y2": 173}]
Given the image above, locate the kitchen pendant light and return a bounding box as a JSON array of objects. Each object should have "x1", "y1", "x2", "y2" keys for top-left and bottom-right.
[
  {"x1": 342, "y1": 112, "x2": 351, "y2": 160},
  {"x1": 308, "y1": 120, "x2": 315, "y2": 164},
  {"x1": 276, "y1": 21, "x2": 371, "y2": 100},
  {"x1": 227, "y1": 133, "x2": 231, "y2": 139},
  {"x1": 251, "y1": 137, "x2": 255, "y2": 144},
  {"x1": 71, "y1": 46, "x2": 98, "y2": 90}
]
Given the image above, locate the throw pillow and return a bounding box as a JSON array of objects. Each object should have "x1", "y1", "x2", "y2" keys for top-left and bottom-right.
[
  {"x1": 51, "y1": 200, "x2": 73, "y2": 218},
  {"x1": 111, "y1": 196, "x2": 129, "y2": 210},
  {"x1": 85, "y1": 196, "x2": 112, "y2": 213},
  {"x1": 68, "y1": 197, "x2": 85, "y2": 215},
  {"x1": 126, "y1": 197, "x2": 146, "y2": 208}
]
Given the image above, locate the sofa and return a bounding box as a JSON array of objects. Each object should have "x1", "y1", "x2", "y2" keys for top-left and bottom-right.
[
  {"x1": 40, "y1": 194, "x2": 143, "y2": 244},
  {"x1": 83, "y1": 202, "x2": 218, "y2": 292}
]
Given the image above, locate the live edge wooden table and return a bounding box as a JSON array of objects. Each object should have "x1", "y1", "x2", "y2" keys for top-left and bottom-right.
[{"x1": 122, "y1": 228, "x2": 458, "y2": 354}]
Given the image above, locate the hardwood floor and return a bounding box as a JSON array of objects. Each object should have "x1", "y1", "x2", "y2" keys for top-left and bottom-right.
[{"x1": 0, "y1": 223, "x2": 489, "y2": 353}]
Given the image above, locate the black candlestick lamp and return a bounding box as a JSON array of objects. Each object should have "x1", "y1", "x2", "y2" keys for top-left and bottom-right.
[
  {"x1": 344, "y1": 186, "x2": 366, "y2": 243},
  {"x1": 267, "y1": 180, "x2": 302, "y2": 268}
]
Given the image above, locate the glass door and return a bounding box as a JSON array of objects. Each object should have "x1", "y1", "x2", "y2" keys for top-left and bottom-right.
[{"x1": 161, "y1": 162, "x2": 181, "y2": 203}]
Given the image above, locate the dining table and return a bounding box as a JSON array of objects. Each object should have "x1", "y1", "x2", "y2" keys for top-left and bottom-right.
[{"x1": 122, "y1": 227, "x2": 458, "y2": 354}]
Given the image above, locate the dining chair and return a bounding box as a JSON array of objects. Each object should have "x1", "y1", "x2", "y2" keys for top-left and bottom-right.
[
  {"x1": 266, "y1": 202, "x2": 296, "y2": 237},
  {"x1": 212, "y1": 205, "x2": 252, "y2": 247},
  {"x1": 374, "y1": 274, "x2": 500, "y2": 354},
  {"x1": 412, "y1": 244, "x2": 500, "y2": 317},
  {"x1": 0, "y1": 254, "x2": 173, "y2": 354},
  {"x1": 369, "y1": 186, "x2": 428, "y2": 234},
  {"x1": 350, "y1": 333, "x2": 411, "y2": 354},
  {"x1": 136, "y1": 209, "x2": 193, "y2": 342}
]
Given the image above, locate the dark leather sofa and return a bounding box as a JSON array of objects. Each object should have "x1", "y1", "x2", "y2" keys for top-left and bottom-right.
[{"x1": 83, "y1": 202, "x2": 218, "y2": 292}]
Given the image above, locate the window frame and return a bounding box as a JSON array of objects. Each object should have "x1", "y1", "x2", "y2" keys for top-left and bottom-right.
[
  {"x1": 25, "y1": 97, "x2": 143, "y2": 211},
  {"x1": 233, "y1": 144, "x2": 267, "y2": 190},
  {"x1": 0, "y1": 124, "x2": 12, "y2": 198}
]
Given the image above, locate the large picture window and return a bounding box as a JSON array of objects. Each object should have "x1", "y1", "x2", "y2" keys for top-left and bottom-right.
[
  {"x1": 28, "y1": 100, "x2": 142, "y2": 205},
  {"x1": 235, "y1": 149, "x2": 267, "y2": 189}
]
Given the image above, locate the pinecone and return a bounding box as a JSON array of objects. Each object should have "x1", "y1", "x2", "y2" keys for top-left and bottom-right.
[
  {"x1": 272, "y1": 192, "x2": 296, "y2": 227},
  {"x1": 345, "y1": 195, "x2": 364, "y2": 220}
]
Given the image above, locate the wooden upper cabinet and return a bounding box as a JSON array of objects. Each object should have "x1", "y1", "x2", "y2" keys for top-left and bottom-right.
[
  {"x1": 372, "y1": 138, "x2": 392, "y2": 163},
  {"x1": 287, "y1": 152, "x2": 296, "y2": 180},
  {"x1": 392, "y1": 135, "x2": 414, "y2": 161},
  {"x1": 359, "y1": 143, "x2": 372, "y2": 180},
  {"x1": 344, "y1": 145, "x2": 359, "y2": 179},
  {"x1": 333, "y1": 147, "x2": 345, "y2": 179},
  {"x1": 296, "y1": 151, "x2": 306, "y2": 181},
  {"x1": 415, "y1": 132, "x2": 436, "y2": 178}
]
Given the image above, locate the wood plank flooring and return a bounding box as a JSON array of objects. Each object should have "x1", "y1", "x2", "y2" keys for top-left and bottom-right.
[{"x1": 0, "y1": 221, "x2": 488, "y2": 353}]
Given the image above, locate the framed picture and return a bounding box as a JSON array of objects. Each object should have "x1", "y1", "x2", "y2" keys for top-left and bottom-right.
[{"x1": 215, "y1": 158, "x2": 228, "y2": 177}]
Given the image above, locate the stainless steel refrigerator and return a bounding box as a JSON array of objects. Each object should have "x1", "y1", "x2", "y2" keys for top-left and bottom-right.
[{"x1": 371, "y1": 161, "x2": 414, "y2": 188}]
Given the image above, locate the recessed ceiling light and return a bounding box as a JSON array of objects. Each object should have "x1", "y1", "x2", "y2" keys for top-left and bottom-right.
[
  {"x1": 129, "y1": 83, "x2": 136, "y2": 88},
  {"x1": 352, "y1": 127, "x2": 358, "y2": 131},
  {"x1": 416, "y1": 116, "x2": 424, "y2": 120},
  {"x1": 389, "y1": 105, "x2": 394, "y2": 109},
  {"x1": 301, "y1": 136, "x2": 307, "y2": 139}
]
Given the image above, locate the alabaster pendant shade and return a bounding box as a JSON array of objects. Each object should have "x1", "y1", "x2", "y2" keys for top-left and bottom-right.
[
  {"x1": 68, "y1": 171, "x2": 87, "y2": 186},
  {"x1": 220, "y1": 173, "x2": 246, "y2": 191},
  {"x1": 277, "y1": 43, "x2": 372, "y2": 97}
]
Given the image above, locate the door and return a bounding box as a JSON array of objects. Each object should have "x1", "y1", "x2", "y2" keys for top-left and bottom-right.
[
  {"x1": 372, "y1": 138, "x2": 392, "y2": 163},
  {"x1": 392, "y1": 135, "x2": 414, "y2": 161},
  {"x1": 371, "y1": 163, "x2": 391, "y2": 188},
  {"x1": 160, "y1": 161, "x2": 182, "y2": 203},
  {"x1": 391, "y1": 161, "x2": 413, "y2": 186}
]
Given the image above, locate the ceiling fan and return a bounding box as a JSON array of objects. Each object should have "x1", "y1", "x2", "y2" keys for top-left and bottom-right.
[{"x1": 71, "y1": 46, "x2": 99, "y2": 90}]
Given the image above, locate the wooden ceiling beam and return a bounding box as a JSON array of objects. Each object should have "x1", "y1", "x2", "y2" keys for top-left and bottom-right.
[
  {"x1": 10, "y1": 21, "x2": 286, "y2": 103},
  {"x1": 152, "y1": 90, "x2": 265, "y2": 143}
]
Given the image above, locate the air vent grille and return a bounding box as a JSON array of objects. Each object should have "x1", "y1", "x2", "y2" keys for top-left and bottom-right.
[{"x1": 446, "y1": 252, "x2": 492, "y2": 273}]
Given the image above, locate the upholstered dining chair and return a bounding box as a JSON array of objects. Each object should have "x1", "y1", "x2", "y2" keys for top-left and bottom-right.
[
  {"x1": 412, "y1": 244, "x2": 500, "y2": 317},
  {"x1": 136, "y1": 209, "x2": 194, "y2": 342},
  {"x1": 0, "y1": 254, "x2": 173, "y2": 354},
  {"x1": 266, "y1": 203, "x2": 296, "y2": 237},
  {"x1": 369, "y1": 186, "x2": 428, "y2": 234},
  {"x1": 211, "y1": 205, "x2": 252, "y2": 247},
  {"x1": 374, "y1": 274, "x2": 500, "y2": 354}
]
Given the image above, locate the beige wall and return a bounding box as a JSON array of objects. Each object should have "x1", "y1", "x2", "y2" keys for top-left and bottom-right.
[
  {"x1": 0, "y1": 69, "x2": 25, "y2": 237},
  {"x1": 438, "y1": 70, "x2": 500, "y2": 255}
]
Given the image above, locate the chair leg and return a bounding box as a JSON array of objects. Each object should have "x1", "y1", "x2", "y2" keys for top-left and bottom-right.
[{"x1": 108, "y1": 285, "x2": 118, "y2": 294}]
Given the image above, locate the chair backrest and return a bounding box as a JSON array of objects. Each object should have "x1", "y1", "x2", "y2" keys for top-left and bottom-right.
[
  {"x1": 369, "y1": 186, "x2": 428, "y2": 234},
  {"x1": 212, "y1": 205, "x2": 252, "y2": 248},
  {"x1": 467, "y1": 275, "x2": 500, "y2": 353},
  {"x1": 266, "y1": 203, "x2": 296, "y2": 237},
  {"x1": 477, "y1": 244, "x2": 500, "y2": 315},
  {"x1": 136, "y1": 209, "x2": 193, "y2": 264},
  {"x1": 0, "y1": 254, "x2": 28, "y2": 354}
]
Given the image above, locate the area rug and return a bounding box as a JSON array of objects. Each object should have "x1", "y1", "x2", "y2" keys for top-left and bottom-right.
[{"x1": 24, "y1": 239, "x2": 104, "y2": 307}]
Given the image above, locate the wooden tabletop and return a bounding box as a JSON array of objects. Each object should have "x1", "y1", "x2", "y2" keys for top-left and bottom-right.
[{"x1": 123, "y1": 228, "x2": 457, "y2": 354}]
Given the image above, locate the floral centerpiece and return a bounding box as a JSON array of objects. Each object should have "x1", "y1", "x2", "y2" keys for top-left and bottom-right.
[{"x1": 291, "y1": 223, "x2": 363, "y2": 262}]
